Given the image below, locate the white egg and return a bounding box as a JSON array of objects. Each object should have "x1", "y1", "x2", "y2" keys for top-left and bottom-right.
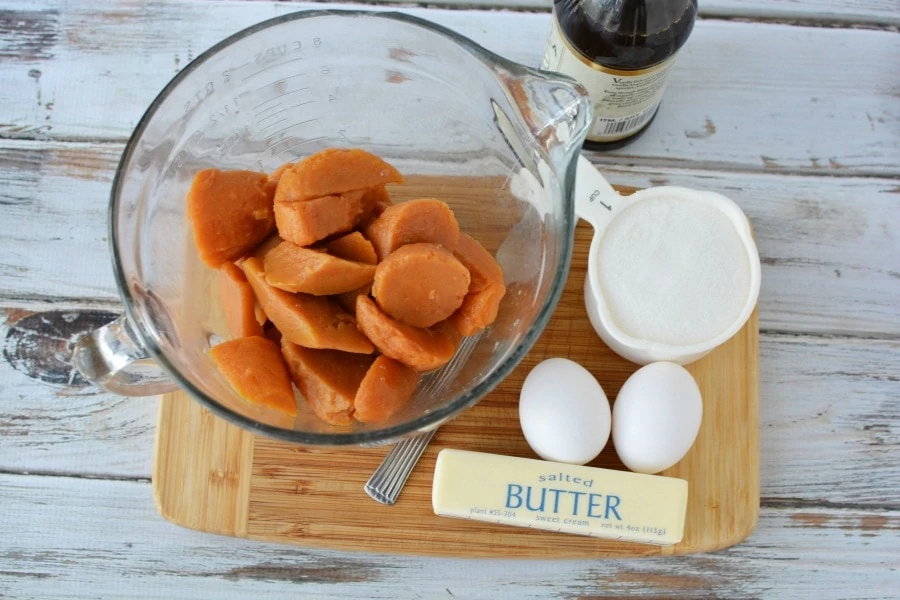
[
  {"x1": 519, "y1": 358, "x2": 611, "y2": 465},
  {"x1": 612, "y1": 362, "x2": 703, "y2": 474}
]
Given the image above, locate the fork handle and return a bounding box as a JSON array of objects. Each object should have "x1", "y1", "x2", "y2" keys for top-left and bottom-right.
[{"x1": 364, "y1": 429, "x2": 437, "y2": 505}]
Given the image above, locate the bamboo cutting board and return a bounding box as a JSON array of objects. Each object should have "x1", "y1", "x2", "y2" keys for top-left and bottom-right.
[{"x1": 152, "y1": 213, "x2": 760, "y2": 558}]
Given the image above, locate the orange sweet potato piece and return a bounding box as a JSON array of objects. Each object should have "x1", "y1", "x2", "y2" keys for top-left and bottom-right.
[
  {"x1": 453, "y1": 233, "x2": 504, "y2": 293},
  {"x1": 433, "y1": 318, "x2": 463, "y2": 348},
  {"x1": 254, "y1": 304, "x2": 267, "y2": 326},
  {"x1": 327, "y1": 232, "x2": 375, "y2": 314},
  {"x1": 354, "y1": 356, "x2": 420, "y2": 423},
  {"x1": 251, "y1": 233, "x2": 284, "y2": 260},
  {"x1": 323, "y1": 231, "x2": 377, "y2": 265},
  {"x1": 358, "y1": 185, "x2": 394, "y2": 228},
  {"x1": 188, "y1": 169, "x2": 275, "y2": 267},
  {"x1": 355, "y1": 295, "x2": 457, "y2": 372},
  {"x1": 364, "y1": 199, "x2": 460, "y2": 260},
  {"x1": 275, "y1": 189, "x2": 366, "y2": 247},
  {"x1": 281, "y1": 340, "x2": 375, "y2": 425},
  {"x1": 449, "y1": 280, "x2": 507, "y2": 337},
  {"x1": 275, "y1": 148, "x2": 403, "y2": 203},
  {"x1": 242, "y1": 257, "x2": 374, "y2": 354},
  {"x1": 334, "y1": 283, "x2": 372, "y2": 316},
  {"x1": 270, "y1": 162, "x2": 292, "y2": 186},
  {"x1": 219, "y1": 262, "x2": 266, "y2": 338},
  {"x1": 372, "y1": 243, "x2": 470, "y2": 328},
  {"x1": 264, "y1": 322, "x2": 283, "y2": 345},
  {"x1": 365, "y1": 185, "x2": 393, "y2": 216},
  {"x1": 264, "y1": 162, "x2": 293, "y2": 199},
  {"x1": 263, "y1": 240, "x2": 376, "y2": 295},
  {"x1": 210, "y1": 337, "x2": 297, "y2": 416}
]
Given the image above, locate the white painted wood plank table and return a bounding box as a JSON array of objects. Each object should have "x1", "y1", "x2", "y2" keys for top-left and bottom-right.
[{"x1": 1, "y1": 1, "x2": 897, "y2": 598}]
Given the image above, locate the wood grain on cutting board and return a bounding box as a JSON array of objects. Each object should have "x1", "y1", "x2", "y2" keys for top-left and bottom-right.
[{"x1": 153, "y1": 215, "x2": 759, "y2": 558}]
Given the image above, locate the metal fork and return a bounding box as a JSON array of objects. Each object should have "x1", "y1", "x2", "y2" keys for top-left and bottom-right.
[
  {"x1": 364, "y1": 429, "x2": 437, "y2": 505},
  {"x1": 364, "y1": 333, "x2": 481, "y2": 505}
]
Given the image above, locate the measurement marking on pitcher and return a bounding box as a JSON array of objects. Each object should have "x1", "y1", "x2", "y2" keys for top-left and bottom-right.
[
  {"x1": 257, "y1": 100, "x2": 316, "y2": 123},
  {"x1": 269, "y1": 73, "x2": 310, "y2": 86},
  {"x1": 255, "y1": 102, "x2": 284, "y2": 120},
  {"x1": 260, "y1": 117, "x2": 288, "y2": 135},
  {"x1": 221, "y1": 62, "x2": 250, "y2": 83},
  {"x1": 265, "y1": 118, "x2": 318, "y2": 141},
  {"x1": 272, "y1": 135, "x2": 326, "y2": 157},
  {"x1": 252, "y1": 86, "x2": 311, "y2": 111},
  {"x1": 268, "y1": 121, "x2": 319, "y2": 148},
  {"x1": 242, "y1": 57, "x2": 307, "y2": 82}
]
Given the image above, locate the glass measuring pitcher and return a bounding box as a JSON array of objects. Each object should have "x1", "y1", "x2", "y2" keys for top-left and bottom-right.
[{"x1": 73, "y1": 10, "x2": 592, "y2": 445}]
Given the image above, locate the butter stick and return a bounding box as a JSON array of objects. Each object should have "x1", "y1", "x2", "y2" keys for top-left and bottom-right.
[{"x1": 432, "y1": 449, "x2": 688, "y2": 545}]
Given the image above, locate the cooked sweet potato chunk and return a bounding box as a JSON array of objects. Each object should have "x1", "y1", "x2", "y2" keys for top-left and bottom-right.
[
  {"x1": 364, "y1": 198, "x2": 460, "y2": 260},
  {"x1": 453, "y1": 233, "x2": 504, "y2": 293},
  {"x1": 275, "y1": 190, "x2": 366, "y2": 247},
  {"x1": 275, "y1": 148, "x2": 403, "y2": 203},
  {"x1": 433, "y1": 317, "x2": 463, "y2": 348},
  {"x1": 372, "y1": 243, "x2": 470, "y2": 328},
  {"x1": 358, "y1": 185, "x2": 394, "y2": 228},
  {"x1": 270, "y1": 162, "x2": 292, "y2": 186},
  {"x1": 210, "y1": 337, "x2": 297, "y2": 416},
  {"x1": 192, "y1": 148, "x2": 509, "y2": 429},
  {"x1": 323, "y1": 231, "x2": 377, "y2": 265},
  {"x1": 188, "y1": 169, "x2": 275, "y2": 267},
  {"x1": 251, "y1": 233, "x2": 284, "y2": 260},
  {"x1": 281, "y1": 340, "x2": 375, "y2": 426},
  {"x1": 254, "y1": 304, "x2": 267, "y2": 326},
  {"x1": 354, "y1": 356, "x2": 420, "y2": 423},
  {"x1": 264, "y1": 322, "x2": 283, "y2": 345},
  {"x1": 265, "y1": 165, "x2": 288, "y2": 200},
  {"x1": 449, "y1": 280, "x2": 506, "y2": 337},
  {"x1": 333, "y1": 284, "x2": 372, "y2": 316},
  {"x1": 355, "y1": 295, "x2": 457, "y2": 372},
  {"x1": 365, "y1": 185, "x2": 393, "y2": 216},
  {"x1": 242, "y1": 257, "x2": 374, "y2": 354},
  {"x1": 263, "y1": 240, "x2": 376, "y2": 295},
  {"x1": 219, "y1": 262, "x2": 265, "y2": 338}
]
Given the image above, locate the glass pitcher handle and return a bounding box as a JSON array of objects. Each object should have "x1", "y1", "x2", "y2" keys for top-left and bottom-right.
[
  {"x1": 72, "y1": 315, "x2": 179, "y2": 396},
  {"x1": 495, "y1": 67, "x2": 592, "y2": 165}
]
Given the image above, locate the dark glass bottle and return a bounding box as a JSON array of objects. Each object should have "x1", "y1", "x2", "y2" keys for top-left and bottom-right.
[{"x1": 541, "y1": 0, "x2": 697, "y2": 149}]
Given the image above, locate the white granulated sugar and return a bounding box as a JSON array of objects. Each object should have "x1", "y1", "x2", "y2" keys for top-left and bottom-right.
[{"x1": 597, "y1": 197, "x2": 751, "y2": 346}]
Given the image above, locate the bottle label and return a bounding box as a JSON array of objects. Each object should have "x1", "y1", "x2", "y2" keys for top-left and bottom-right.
[{"x1": 541, "y1": 16, "x2": 677, "y2": 142}]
